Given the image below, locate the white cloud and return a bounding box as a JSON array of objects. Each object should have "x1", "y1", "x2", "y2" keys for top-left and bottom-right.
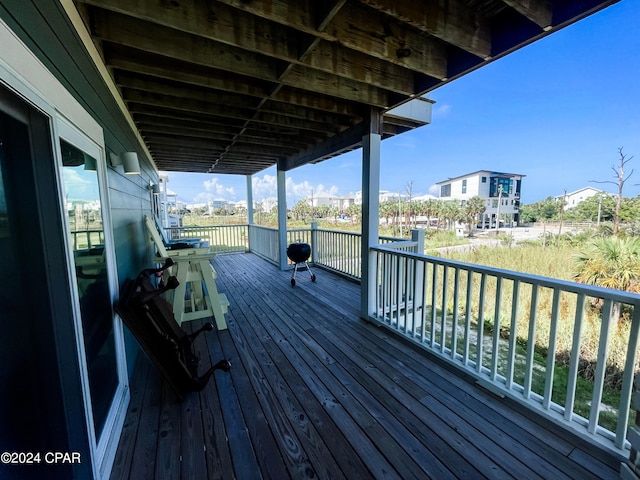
[
  {"x1": 433, "y1": 104, "x2": 452, "y2": 117},
  {"x1": 251, "y1": 173, "x2": 278, "y2": 200},
  {"x1": 251, "y1": 173, "x2": 339, "y2": 206},
  {"x1": 62, "y1": 168, "x2": 99, "y2": 201},
  {"x1": 193, "y1": 177, "x2": 236, "y2": 203}
]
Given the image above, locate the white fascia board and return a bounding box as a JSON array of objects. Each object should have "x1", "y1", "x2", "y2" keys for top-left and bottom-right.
[{"x1": 385, "y1": 97, "x2": 433, "y2": 124}]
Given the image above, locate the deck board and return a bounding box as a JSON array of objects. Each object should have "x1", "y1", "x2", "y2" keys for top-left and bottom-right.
[{"x1": 110, "y1": 252, "x2": 623, "y2": 480}]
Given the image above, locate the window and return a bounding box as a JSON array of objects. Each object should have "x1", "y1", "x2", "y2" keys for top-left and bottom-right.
[
  {"x1": 461, "y1": 179, "x2": 467, "y2": 194},
  {"x1": 481, "y1": 176, "x2": 487, "y2": 183},
  {"x1": 440, "y1": 184, "x2": 451, "y2": 197},
  {"x1": 490, "y1": 177, "x2": 511, "y2": 197}
]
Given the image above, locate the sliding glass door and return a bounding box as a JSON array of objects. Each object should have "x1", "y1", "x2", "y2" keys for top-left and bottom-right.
[
  {"x1": 56, "y1": 118, "x2": 129, "y2": 478},
  {"x1": 0, "y1": 80, "x2": 128, "y2": 479},
  {"x1": 59, "y1": 138, "x2": 119, "y2": 438}
]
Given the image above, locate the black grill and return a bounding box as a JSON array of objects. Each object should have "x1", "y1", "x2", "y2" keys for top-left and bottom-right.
[{"x1": 286, "y1": 242, "x2": 315, "y2": 287}]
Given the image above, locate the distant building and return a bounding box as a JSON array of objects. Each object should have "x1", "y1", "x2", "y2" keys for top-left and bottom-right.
[
  {"x1": 555, "y1": 187, "x2": 609, "y2": 210},
  {"x1": 413, "y1": 193, "x2": 438, "y2": 202},
  {"x1": 435, "y1": 170, "x2": 525, "y2": 227},
  {"x1": 307, "y1": 195, "x2": 357, "y2": 210},
  {"x1": 354, "y1": 190, "x2": 408, "y2": 205}
]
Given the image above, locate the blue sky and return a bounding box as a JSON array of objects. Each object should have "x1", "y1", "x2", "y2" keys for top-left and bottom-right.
[{"x1": 162, "y1": 1, "x2": 639, "y2": 207}]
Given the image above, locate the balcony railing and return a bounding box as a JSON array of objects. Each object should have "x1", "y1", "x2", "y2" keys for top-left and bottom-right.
[
  {"x1": 372, "y1": 244, "x2": 640, "y2": 454},
  {"x1": 71, "y1": 229, "x2": 104, "y2": 251},
  {"x1": 165, "y1": 224, "x2": 249, "y2": 253},
  {"x1": 161, "y1": 222, "x2": 639, "y2": 454}
]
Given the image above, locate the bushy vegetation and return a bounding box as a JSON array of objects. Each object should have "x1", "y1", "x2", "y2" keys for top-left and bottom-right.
[
  {"x1": 519, "y1": 194, "x2": 640, "y2": 224},
  {"x1": 440, "y1": 231, "x2": 640, "y2": 403}
]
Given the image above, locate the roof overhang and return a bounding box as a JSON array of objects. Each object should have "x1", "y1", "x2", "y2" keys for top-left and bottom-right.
[{"x1": 70, "y1": 0, "x2": 618, "y2": 175}]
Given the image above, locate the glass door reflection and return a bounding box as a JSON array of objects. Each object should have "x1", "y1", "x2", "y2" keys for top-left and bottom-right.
[{"x1": 60, "y1": 139, "x2": 118, "y2": 439}]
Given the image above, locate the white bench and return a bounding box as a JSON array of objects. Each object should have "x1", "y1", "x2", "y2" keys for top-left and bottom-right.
[{"x1": 144, "y1": 215, "x2": 229, "y2": 330}]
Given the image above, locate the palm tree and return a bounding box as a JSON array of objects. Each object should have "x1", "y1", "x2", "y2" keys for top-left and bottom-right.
[
  {"x1": 440, "y1": 201, "x2": 460, "y2": 230},
  {"x1": 463, "y1": 196, "x2": 486, "y2": 235},
  {"x1": 574, "y1": 236, "x2": 640, "y2": 323}
]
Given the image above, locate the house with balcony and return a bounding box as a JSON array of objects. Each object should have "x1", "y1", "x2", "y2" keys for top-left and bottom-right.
[
  {"x1": 556, "y1": 186, "x2": 611, "y2": 210},
  {"x1": 436, "y1": 170, "x2": 524, "y2": 228},
  {"x1": 0, "y1": 2, "x2": 637, "y2": 480}
]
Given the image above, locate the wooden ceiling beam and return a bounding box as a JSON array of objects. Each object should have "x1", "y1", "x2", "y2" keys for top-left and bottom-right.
[
  {"x1": 130, "y1": 106, "x2": 246, "y2": 129},
  {"x1": 301, "y1": 39, "x2": 423, "y2": 95},
  {"x1": 144, "y1": 135, "x2": 298, "y2": 155},
  {"x1": 502, "y1": 0, "x2": 553, "y2": 29},
  {"x1": 116, "y1": 71, "x2": 262, "y2": 110},
  {"x1": 123, "y1": 89, "x2": 255, "y2": 122},
  {"x1": 109, "y1": 51, "x2": 363, "y2": 116},
  {"x1": 86, "y1": 0, "x2": 420, "y2": 96},
  {"x1": 140, "y1": 126, "x2": 234, "y2": 142},
  {"x1": 93, "y1": 11, "x2": 282, "y2": 82},
  {"x1": 133, "y1": 115, "x2": 243, "y2": 135},
  {"x1": 217, "y1": 0, "x2": 449, "y2": 78},
  {"x1": 106, "y1": 47, "x2": 275, "y2": 98},
  {"x1": 357, "y1": 0, "x2": 492, "y2": 59},
  {"x1": 123, "y1": 90, "x2": 339, "y2": 133},
  {"x1": 138, "y1": 123, "x2": 311, "y2": 150},
  {"x1": 279, "y1": 65, "x2": 389, "y2": 107}
]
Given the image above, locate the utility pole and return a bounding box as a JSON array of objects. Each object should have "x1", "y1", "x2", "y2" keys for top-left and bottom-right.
[
  {"x1": 557, "y1": 189, "x2": 566, "y2": 247},
  {"x1": 495, "y1": 184, "x2": 503, "y2": 230},
  {"x1": 310, "y1": 187, "x2": 314, "y2": 221},
  {"x1": 398, "y1": 189, "x2": 403, "y2": 237}
]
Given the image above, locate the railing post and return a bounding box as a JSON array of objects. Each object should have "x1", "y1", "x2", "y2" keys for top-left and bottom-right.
[
  {"x1": 310, "y1": 222, "x2": 318, "y2": 263},
  {"x1": 411, "y1": 228, "x2": 424, "y2": 254},
  {"x1": 246, "y1": 174, "x2": 254, "y2": 252},
  {"x1": 360, "y1": 107, "x2": 382, "y2": 321},
  {"x1": 276, "y1": 161, "x2": 287, "y2": 270}
]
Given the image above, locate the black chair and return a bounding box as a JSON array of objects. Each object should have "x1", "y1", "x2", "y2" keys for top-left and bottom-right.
[{"x1": 115, "y1": 258, "x2": 230, "y2": 399}]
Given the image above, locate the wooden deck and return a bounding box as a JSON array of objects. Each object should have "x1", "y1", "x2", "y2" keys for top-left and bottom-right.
[{"x1": 110, "y1": 252, "x2": 623, "y2": 480}]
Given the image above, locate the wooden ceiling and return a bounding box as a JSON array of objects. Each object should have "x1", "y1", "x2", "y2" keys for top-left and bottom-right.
[{"x1": 74, "y1": 0, "x2": 617, "y2": 175}]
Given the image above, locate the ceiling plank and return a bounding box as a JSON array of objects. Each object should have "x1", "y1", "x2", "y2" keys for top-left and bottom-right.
[
  {"x1": 93, "y1": 10, "x2": 282, "y2": 82},
  {"x1": 106, "y1": 46, "x2": 275, "y2": 98},
  {"x1": 124, "y1": 89, "x2": 340, "y2": 133},
  {"x1": 108, "y1": 50, "x2": 363, "y2": 116},
  {"x1": 138, "y1": 123, "x2": 311, "y2": 149},
  {"x1": 145, "y1": 135, "x2": 297, "y2": 155},
  {"x1": 357, "y1": 0, "x2": 492, "y2": 59},
  {"x1": 87, "y1": 0, "x2": 420, "y2": 96},
  {"x1": 502, "y1": 0, "x2": 553, "y2": 29},
  {"x1": 281, "y1": 122, "x2": 365, "y2": 171},
  {"x1": 217, "y1": 0, "x2": 449, "y2": 78},
  {"x1": 116, "y1": 71, "x2": 262, "y2": 110}
]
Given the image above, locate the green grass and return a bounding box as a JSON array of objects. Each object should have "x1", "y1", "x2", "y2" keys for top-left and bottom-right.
[{"x1": 435, "y1": 243, "x2": 635, "y2": 432}]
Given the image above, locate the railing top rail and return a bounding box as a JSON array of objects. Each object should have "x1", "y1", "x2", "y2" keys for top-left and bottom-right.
[
  {"x1": 315, "y1": 228, "x2": 362, "y2": 236},
  {"x1": 378, "y1": 240, "x2": 418, "y2": 247},
  {"x1": 249, "y1": 224, "x2": 278, "y2": 231},
  {"x1": 373, "y1": 245, "x2": 640, "y2": 305},
  {"x1": 379, "y1": 235, "x2": 406, "y2": 242},
  {"x1": 166, "y1": 224, "x2": 249, "y2": 229}
]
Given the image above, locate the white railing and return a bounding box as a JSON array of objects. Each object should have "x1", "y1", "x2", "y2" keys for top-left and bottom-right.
[
  {"x1": 314, "y1": 229, "x2": 362, "y2": 279},
  {"x1": 287, "y1": 228, "x2": 313, "y2": 257},
  {"x1": 165, "y1": 224, "x2": 249, "y2": 253},
  {"x1": 249, "y1": 224, "x2": 280, "y2": 265},
  {"x1": 371, "y1": 245, "x2": 640, "y2": 454},
  {"x1": 71, "y1": 229, "x2": 104, "y2": 251}
]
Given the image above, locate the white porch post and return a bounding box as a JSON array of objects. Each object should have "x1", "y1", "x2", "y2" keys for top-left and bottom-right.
[
  {"x1": 360, "y1": 108, "x2": 382, "y2": 321},
  {"x1": 277, "y1": 160, "x2": 288, "y2": 270},
  {"x1": 246, "y1": 174, "x2": 254, "y2": 225},
  {"x1": 246, "y1": 174, "x2": 254, "y2": 252}
]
